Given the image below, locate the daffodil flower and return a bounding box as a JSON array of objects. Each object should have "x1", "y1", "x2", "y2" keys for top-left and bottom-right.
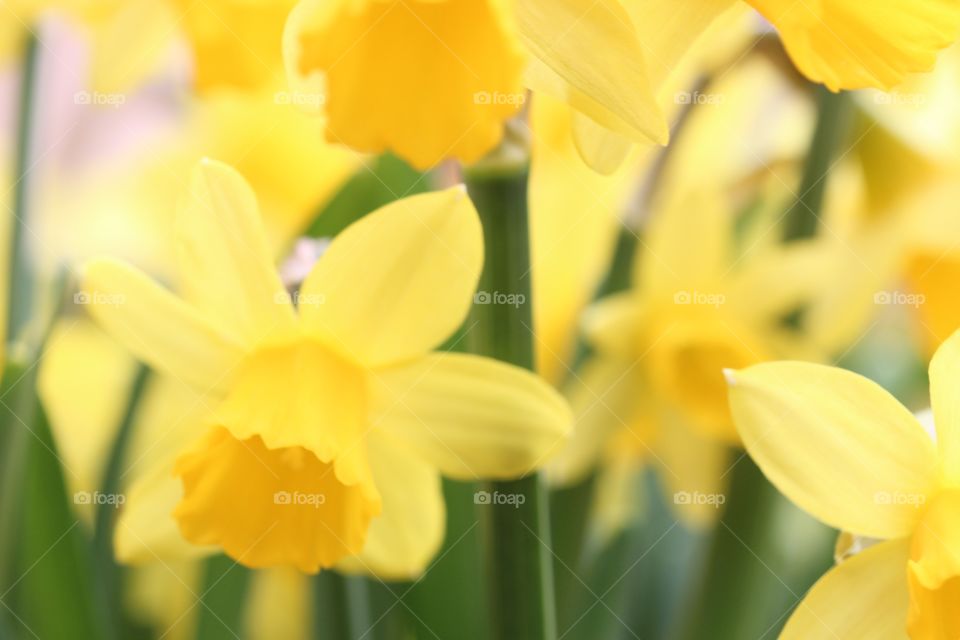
[
  {"x1": 4, "y1": 0, "x2": 296, "y2": 94},
  {"x1": 283, "y1": 0, "x2": 668, "y2": 169},
  {"x1": 726, "y1": 329, "x2": 960, "y2": 638},
  {"x1": 548, "y1": 187, "x2": 839, "y2": 527},
  {"x1": 80, "y1": 159, "x2": 571, "y2": 574}
]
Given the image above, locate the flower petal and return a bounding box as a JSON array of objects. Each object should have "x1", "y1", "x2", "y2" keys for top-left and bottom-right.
[
  {"x1": 516, "y1": 0, "x2": 667, "y2": 144},
  {"x1": 287, "y1": 0, "x2": 526, "y2": 169},
  {"x1": 300, "y1": 187, "x2": 482, "y2": 367},
  {"x1": 38, "y1": 318, "x2": 138, "y2": 523},
  {"x1": 929, "y1": 330, "x2": 960, "y2": 484},
  {"x1": 727, "y1": 362, "x2": 939, "y2": 538},
  {"x1": 749, "y1": 0, "x2": 960, "y2": 91},
  {"x1": 176, "y1": 159, "x2": 296, "y2": 344},
  {"x1": 372, "y1": 352, "x2": 572, "y2": 480},
  {"x1": 115, "y1": 460, "x2": 215, "y2": 564},
  {"x1": 781, "y1": 538, "x2": 910, "y2": 639},
  {"x1": 173, "y1": 428, "x2": 381, "y2": 573},
  {"x1": 81, "y1": 258, "x2": 244, "y2": 390},
  {"x1": 338, "y1": 432, "x2": 444, "y2": 580},
  {"x1": 548, "y1": 357, "x2": 641, "y2": 485}
]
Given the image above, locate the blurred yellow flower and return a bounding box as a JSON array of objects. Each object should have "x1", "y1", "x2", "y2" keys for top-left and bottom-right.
[
  {"x1": 726, "y1": 328, "x2": 960, "y2": 638},
  {"x1": 284, "y1": 0, "x2": 668, "y2": 168},
  {"x1": 80, "y1": 160, "x2": 571, "y2": 573},
  {"x1": 747, "y1": 0, "x2": 960, "y2": 92}
]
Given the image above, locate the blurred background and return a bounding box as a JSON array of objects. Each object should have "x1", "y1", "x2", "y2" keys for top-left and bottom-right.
[{"x1": 2, "y1": 2, "x2": 959, "y2": 639}]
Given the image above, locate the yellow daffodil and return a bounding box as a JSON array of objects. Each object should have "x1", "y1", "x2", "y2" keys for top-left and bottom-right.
[
  {"x1": 4, "y1": 0, "x2": 295, "y2": 94},
  {"x1": 547, "y1": 185, "x2": 835, "y2": 529},
  {"x1": 726, "y1": 327, "x2": 960, "y2": 638},
  {"x1": 80, "y1": 159, "x2": 571, "y2": 574},
  {"x1": 283, "y1": 0, "x2": 668, "y2": 169},
  {"x1": 746, "y1": 0, "x2": 960, "y2": 92}
]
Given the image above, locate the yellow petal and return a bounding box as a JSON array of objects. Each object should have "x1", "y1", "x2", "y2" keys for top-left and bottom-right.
[
  {"x1": 287, "y1": 0, "x2": 526, "y2": 169},
  {"x1": 115, "y1": 459, "x2": 215, "y2": 564},
  {"x1": 655, "y1": 407, "x2": 732, "y2": 527},
  {"x1": 627, "y1": 0, "x2": 739, "y2": 92},
  {"x1": 748, "y1": 0, "x2": 960, "y2": 91},
  {"x1": 38, "y1": 318, "x2": 138, "y2": 524},
  {"x1": 908, "y1": 489, "x2": 960, "y2": 591},
  {"x1": 548, "y1": 357, "x2": 642, "y2": 486},
  {"x1": 172, "y1": 0, "x2": 296, "y2": 91},
  {"x1": 190, "y1": 89, "x2": 359, "y2": 255},
  {"x1": 300, "y1": 187, "x2": 482, "y2": 367},
  {"x1": 214, "y1": 338, "x2": 371, "y2": 490},
  {"x1": 81, "y1": 258, "x2": 244, "y2": 390},
  {"x1": 727, "y1": 362, "x2": 939, "y2": 538},
  {"x1": 338, "y1": 432, "x2": 444, "y2": 580},
  {"x1": 781, "y1": 538, "x2": 910, "y2": 639},
  {"x1": 372, "y1": 352, "x2": 572, "y2": 480},
  {"x1": 173, "y1": 427, "x2": 381, "y2": 572},
  {"x1": 637, "y1": 188, "x2": 732, "y2": 298},
  {"x1": 517, "y1": 0, "x2": 667, "y2": 144},
  {"x1": 648, "y1": 313, "x2": 767, "y2": 442},
  {"x1": 929, "y1": 330, "x2": 960, "y2": 484},
  {"x1": 529, "y1": 94, "x2": 641, "y2": 381},
  {"x1": 570, "y1": 112, "x2": 633, "y2": 175},
  {"x1": 89, "y1": 0, "x2": 178, "y2": 94},
  {"x1": 908, "y1": 568, "x2": 960, "y2": 640},
  {"x1": 582, "y1": 293, "x2": 644, "y2": 356},
  {"x1": 176, "y1": 160, "x2": 296, "y2": 344},
  {"x1": 906, "y1": 250, "x2": 960, "y2": 357}
]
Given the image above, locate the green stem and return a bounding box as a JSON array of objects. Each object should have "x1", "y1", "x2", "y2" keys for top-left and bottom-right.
[
  {"x1": 782, "y1": 86, "x2": 853, "y2": 241},
  {"x1": 312, "y1": 571, "x2": 355, "y2": 640},
  {"x1": 465, "y1": 146, "x2": 557, "y2": 640},
  {"x1": 0, "y1": 30, "x2": 40, "y2": 621},
  {"x1": 92, "y1": 366, "x2": 150, "y2": 634},
  {"x1": 6, "y1": 33, "x2": 38, "y2": 344},
  {"x1": 194, "y1": 555, "x2": 251, "y2": 640}
]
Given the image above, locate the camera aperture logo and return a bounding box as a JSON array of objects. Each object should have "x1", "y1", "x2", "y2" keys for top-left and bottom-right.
[
  {"x1": 474, "y1": 490, "x2": 526, "y2": 509},
  {"x1": 874, "y1": 290, "x2": 924, "y2": 308},
  {"x1": 274, "y1": 290, "x2": 326, "y2": 309},
  {"x1": 874, "y1": 491, "x2": 925, "y2": 508},
  {"x1": 473, "y1": 91, "x2": 526, "y2": 108},
  {"x1": 673, "y1": 290, "x2": 725, "y2": 308},
  {"x1": 474, "y1": 290, "x2": 526, "y2": 308},
  {"x1": 74, "y1": 491, "x2": 125, "y2": 508},
  {"x1": 273, "y1": 491, "x2": 326, "y2": 508},
  {"x1": 673, "y1": 491, "x2": 725, "y2": 508},
  {"x1": 74, "y1": 291, "x2": 125, "y2": 307}
]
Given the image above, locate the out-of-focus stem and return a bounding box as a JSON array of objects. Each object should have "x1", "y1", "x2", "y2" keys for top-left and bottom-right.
[
  {"x1": 465, "y1": 127, "x2": 557, "y2": 640},
  {"x1": 783, "y1": 86, "x2": 853, "y2": 241}
]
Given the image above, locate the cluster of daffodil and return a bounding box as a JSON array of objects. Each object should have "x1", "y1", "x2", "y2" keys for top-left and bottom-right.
[{"x1": 2, "y1": 1, "x2": 960, "y2": 639}]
